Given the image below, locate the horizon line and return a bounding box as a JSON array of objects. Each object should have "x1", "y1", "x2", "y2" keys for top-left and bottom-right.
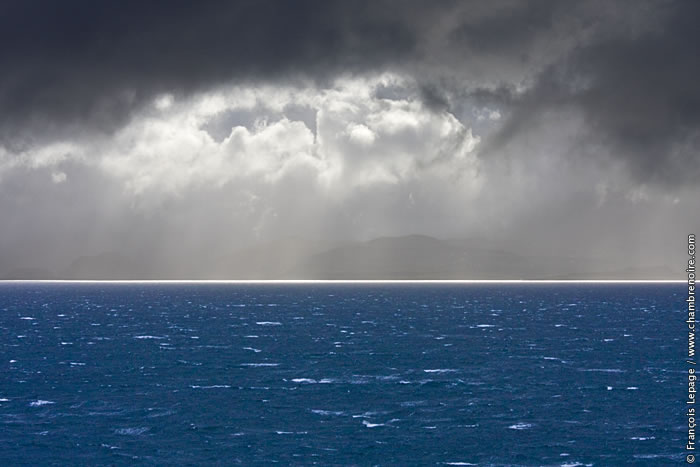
[{"x1": 0, "y1": 279, "x2": 685, "y2": 284}]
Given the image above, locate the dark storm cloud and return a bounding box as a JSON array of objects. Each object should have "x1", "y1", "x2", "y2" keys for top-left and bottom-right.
[
  {"x1": 0, "y1": 0, "x2": 428, "y2": 143},
  {"x1": 418, "y1": 83, "x2": 451, "y2": 113},
  {"x1": 3, "y1": 0, "x2": 697, "y2": 187},
  {"x1": 472, "y1": 1, "x2": 700, "y2": 186},
  {"x1": 572, "y1": 2, "x2": 700, "y2": 186},
  {"x1": 448, "y1": 0, "x2": 562, "y2": 57}
]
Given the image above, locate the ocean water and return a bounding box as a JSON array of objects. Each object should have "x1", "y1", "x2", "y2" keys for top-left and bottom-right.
[{"x1": 0, "y1": 282, "x2": 685, "y2": 465}]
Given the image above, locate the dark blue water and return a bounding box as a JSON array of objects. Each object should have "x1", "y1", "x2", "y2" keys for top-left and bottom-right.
[{"x1": 0, "y1": 283, "x2": 685, "y2": 465}]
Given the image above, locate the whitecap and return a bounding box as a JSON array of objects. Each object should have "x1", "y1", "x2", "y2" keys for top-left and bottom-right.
[
  {"x1": 362, "y1": 420, "x2": 385, "y2": 428},
  {"x1": 353, "y1": 411, "x2": 383, "y2": 419},
  {"x1": 133, "y1": 335, "x2": 166, "y2": 340},
  {"x1": 29, "y1": 400, "x2": 55, "y2": 407},
  {"x1": 607, "y1": 386, "x2": 613, "y2": 390},
  {"x1": 146, "y1": 409, "x2": 175, "y2": 418},
  {"x1": 375, "y1": 375, "x2": 399, "y2": 381},
  {"x1": 291, "y1": 378, "x2": 316, "y2": 383},
  {"x1": 0, "y1": 398, "x2": 9, "y2": 402},
  {"x1": 115, "y1": 427, "x2": 149, "y2": 435},
  {"x1": 633, "y1": 454, "x2": 675, "y2": 459},
  {"x1": 243, "y1": 347, "x2": 261, "y2": 352},
  {"x1": 400, "y1": 400, "x2": 427, "y2": 407},
  {"x1": 508, "y1": 422, "x2": 533, "y2": 430},
  {"x1": 627, "y1": 386, "x2": 639, "y2": 390},
  {"x1": 475, "y1": 324, "x2": 495, "y2": 328},
  {"x1": 444, "y1": 463, "x2": 477, "y2": 465},
  {"x1": 630, "y1": 436, "x2": 655, "y2": 440},
  {"x1": 580, "y1": 368, "x2": 625, "y2": 373},
  {"x1": 311, "y1": 409, "x2": 345, "y2": 416},
  {"x1": 256, "y1": 321, "x2": 282, "y2": 326},
  {"x1": 424, "y1": 369, "x2": 458, "y2": 373},
  {"x1": 241, "y1": 363, "x2": 279, "y2": 367},
  {"x1": 69, "y1": 362, "x2": 86, "y2": 366},
  {"x1": 20, "y1": 317, "x2": 35, "y2": 320},
  {"x1": 190, "y1": 385, "x2": 231, "y2": 389}
]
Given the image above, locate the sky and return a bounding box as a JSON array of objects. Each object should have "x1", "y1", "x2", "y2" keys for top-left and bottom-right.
[{"x1": 0, "y1": 0, "x2": 698, "y2": 277}]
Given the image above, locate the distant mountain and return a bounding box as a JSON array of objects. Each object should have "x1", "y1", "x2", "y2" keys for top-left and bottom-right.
[
  {"x1": 295, "y1": 234, "x2": 525, "y2": 279},
  {"x1": 294, "y1": 235, "x2": 680, "y2": 280},
  {"x1": 297, "y1": 234, "x2": 483, "y2": 279},
  {"x1": 1, "y1": 235, "x2": 681, "y2": 280},
  {"x1": 224, "y1": 236, "x2": 331, "y2": 279},
  {"x1": 58, "y1": 237, "x2": 331, "y2": 280}
]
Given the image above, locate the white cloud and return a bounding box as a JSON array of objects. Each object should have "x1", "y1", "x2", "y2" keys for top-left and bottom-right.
[
  {"x1": 346, "y1": 123, "x2": 376, "y2": 146},
  {"x1": 86, "y1": 74, "x2": 481, "y2": 205},
  {"x1": 475, "y1": 107, "x2": 501, "y2": 122},
  {"x1": 154, "y1": 93, "x2": 174, "y2": 110},
  {"x1": 51, "y1": 172, "x2": 67, "y2": 184},
  {"x1": 23, "y1": 142, "x2": 83, "y2": 169},
  {"x1": 0, "y1": 142, "x2": 83, "y2": 181},
  {"x1": 0, "y1": 73, "x2": 485, "y2": 239}
]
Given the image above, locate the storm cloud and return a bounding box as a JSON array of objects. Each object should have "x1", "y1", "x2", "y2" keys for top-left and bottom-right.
[
  {"x1": 0, "y1": 0, "x2": 697, "y2": 278},
  {"x1": 0, "y1": 0, "x2": 423, "y2": 143}
]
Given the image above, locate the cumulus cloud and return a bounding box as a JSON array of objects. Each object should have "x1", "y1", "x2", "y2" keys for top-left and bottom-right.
[
  {"x1": 9, "y1": 74, "x2": 479, "y2": 199},
  {"x1": 0, "y1": 74, "x2": 483, "y2": 248}
]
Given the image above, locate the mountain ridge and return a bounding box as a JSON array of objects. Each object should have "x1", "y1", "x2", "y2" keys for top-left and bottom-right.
[{"x1": 1, "y1": 235, "x2": 681, "y2": 280}]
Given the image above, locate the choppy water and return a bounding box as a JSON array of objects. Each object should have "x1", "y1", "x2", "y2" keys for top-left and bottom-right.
[{"x1": 0, "y1": 283, "x2": 685, "y2": 465}]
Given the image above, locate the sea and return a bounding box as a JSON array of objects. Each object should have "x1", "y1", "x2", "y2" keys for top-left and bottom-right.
[{"x1": 0, "y1": 282, "x2": 686, "y2": 465}]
